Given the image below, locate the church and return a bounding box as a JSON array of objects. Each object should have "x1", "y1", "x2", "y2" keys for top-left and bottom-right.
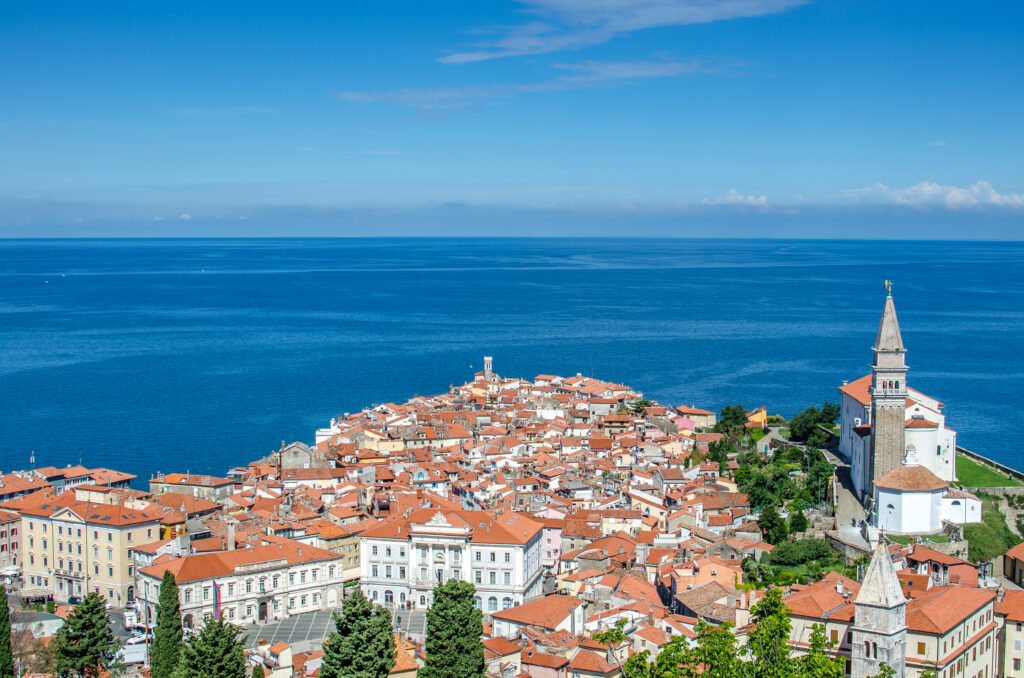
[{"x1": 838, "y1": 285, "x2": 981, "y2": 535}]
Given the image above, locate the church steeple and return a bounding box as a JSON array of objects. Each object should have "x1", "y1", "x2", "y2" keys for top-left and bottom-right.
[
  {"x1": 873, "y1": 291, "x2": 905, "y2": 357},
  {"x1": 869, "y1": 283, "x2": 908, "y2": 490},
  {"x1": 851, "y1": 541, "x2": 907, "y2": 678}
]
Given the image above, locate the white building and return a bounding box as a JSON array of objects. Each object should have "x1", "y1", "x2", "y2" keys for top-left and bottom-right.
[
  {"x1": 135, "y1": 539, "x2": 346, "y2": 629},
  {"x1": 840, "y1": 374, "x2": 958, "y2": 501},
  {"x1": 839, "y1": 288, "x2": 980, "y2": 535},
  {"x1": 359, "y1": 508, "x2": 544, "y2": 613}
]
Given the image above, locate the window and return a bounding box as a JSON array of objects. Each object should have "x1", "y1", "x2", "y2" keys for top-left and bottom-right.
[
  {"x1": 289, "y1": 572, "x2": 295, "y2": 585},
  {"x1": 372, "y1": 564, "x2": 379, "y2": 577},
  {"x1": 399, "y1": 567, "x2": 406, "y2": 579},
  {"x1": 228, "y1": 583, "x2": 235, "y2": 596},
  {"x1": 830, "y1": 630, "x2": 838, "y2": 643},
  {"x1": 918, "y1": 642, "x2": 926, "y2": 655},
  {"x1": 184, "y1": 588, "x2": 192, "y2": 603},
  {"x1": 107, "y1": 566, "x2": 113, "y2": 577},
  {"x1": 490, "y1": 552, "x2": 496, "y2": 562},
  {"x1": 475, "y1": 571, "x2": 482, "y2": 584},
  {"x1": 386, "y1": 547, "x2": 391, "y2": 557},
  {"x1": 372, "y1": 591, "x2": 378, "y2": 601},
  {"x1": 329, "y1": 565, "x2": 336, "y2": 578},
  {"x1": 384, "y1": 590, "x2": 393, "y2": 604},
  {"x1": 372, "y1": 545, "x2": 378, "y2": 556},
  {"x1": 289, "y1": 597, "x2": 296, "y2": 607},
  {"x1": 488, "y1": 597, "x2": 497, "y2": 612},
  {"x1": 489, "y1": 571, "x2": 496, "y2": 585},
  {"x1": 246, "y1": 580, "x2": 252, "y2": 594},
  {"x1": 475, "y1": 552, "x2": 481, "y2": 561},
  {"x1": 474, "y1": 596, "x2": 481, "y2": 609},
  {"x1": 420, "y1": 595, "x2": 427, "y2": 606},
  {"x1": 107, "y1": 548, "x2": 113, "y2": 560},
  {"x1": 385, "y1": 565, "x2": 392, "y2": 578},
  {"x1": 301, "y1": 595, "x2": 307, "y2": 606},
  {"x1": 504, "y1": 553, "x2": 511, "y2": 563},
  {"x1": 504, "y1": 572, "x2": 511, "y2": 585},
  {"x1": 453, "y1": 568, "x2": 460, "y2": 580},
  {"x1": 1015, "y1": 660, "x2": 1022, "y2": 672},
  {"x1": 502, "y1": 597, "x2": 513, "y2": 609},
  {"x1": 204, "y1": 587, "x2": 210, "y2": 601}
]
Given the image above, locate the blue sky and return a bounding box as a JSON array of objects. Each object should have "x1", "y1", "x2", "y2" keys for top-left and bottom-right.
[{"x1": 2, "y1": 0, "x2": 1023, "y2": 237}]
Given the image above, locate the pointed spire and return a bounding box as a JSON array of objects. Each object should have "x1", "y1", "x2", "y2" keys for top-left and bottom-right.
[
  {"x1": 856, "y1": 541, "x2": 906, "y2": 608},
  {"x1": 874, "y1": 290, "x2": 905, "y2": 352}
]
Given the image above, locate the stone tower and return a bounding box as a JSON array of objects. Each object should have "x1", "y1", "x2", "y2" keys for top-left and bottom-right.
[
  {"x1": 851, "y1": 541, "x2": 907, "y2": 678},
  {"x1": 870, "y1": 287, "x2": 908, "y2": 490},
  {"x1": 483, "y1": 356, "x2": 493, "y2": 380}
]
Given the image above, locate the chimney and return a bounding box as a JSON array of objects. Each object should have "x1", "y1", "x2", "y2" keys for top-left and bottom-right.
[
  {"x1": 836, "y1": 580, "x2": 843, "y2": 595},
  {"x1": 227, "y1": 521, "x2": 236, "y2": 551}
]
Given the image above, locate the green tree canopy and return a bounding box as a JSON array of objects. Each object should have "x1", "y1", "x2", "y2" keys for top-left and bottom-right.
[
  {"x1": 0, "y1": 584, "x2": 14, "y2": 678},
  {"x1": 320, "y1": 589, "x2": 395, "y2": 678},
  {"x1": 176, "y1": 619, "x2": 245, "y2": 678},
  {"x1": 758, "y1": 506, "x2": 789, "y2": 545},
  {"x1": 715, "y1": 405, "x2": 748, "y2": 436},
  {"x1": 151, "y1": 571, "x2": 184, "y2": 678},
  {"x1": 52, "y1": 592, "x2": 120, "y2": 678},
  {"x1": 420, "y1": 580, "x2": 484, "y2": 678},
  {"x1": 788, "y1": 509, "x2": 809, "y2": 534},
  {"x1": 251, "y1": 664, "x2": 265, "y2": 678}
]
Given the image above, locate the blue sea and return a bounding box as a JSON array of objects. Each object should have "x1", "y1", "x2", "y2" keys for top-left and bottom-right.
[{"x1": 1, "y1": 238, "x2": 1022, "y2": 483}]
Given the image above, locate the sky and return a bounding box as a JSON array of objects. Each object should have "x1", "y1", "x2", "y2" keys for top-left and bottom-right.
[{"x1": 2, "y1": 0, "x2": 1023, "y2": 238}]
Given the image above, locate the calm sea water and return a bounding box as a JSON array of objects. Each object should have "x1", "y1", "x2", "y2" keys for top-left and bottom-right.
[{"x1": 1, "y1": 238, "x2": 1022, "y2": 483}]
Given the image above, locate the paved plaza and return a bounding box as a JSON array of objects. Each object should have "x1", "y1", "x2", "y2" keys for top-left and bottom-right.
[{"x1": 241, "y1": 608, "x2": 342, "y2": 653}]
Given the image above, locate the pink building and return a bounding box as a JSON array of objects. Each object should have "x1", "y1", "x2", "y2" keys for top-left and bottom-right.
[{"x1": 0, "y1": 509, "x2": 20, "y2": 571}]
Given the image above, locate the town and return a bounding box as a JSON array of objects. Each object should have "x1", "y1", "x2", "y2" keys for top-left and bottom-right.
[{"x1": 3, "y1": 291, "x2": 1024, "y2": 678}]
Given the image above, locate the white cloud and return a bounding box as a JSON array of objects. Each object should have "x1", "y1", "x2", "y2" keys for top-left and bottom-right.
[
  {"x1": 178, "y1": 213, "x2": 192, "y2": 220},
  {"x1": 842, "y1": 181, "x2": 1024, "y2": 209},
  {"x1": 703, "y1": 189, "x2": 769, "y2": 208},
  {"x1": 439, "y1": 0, "x2": 807, "y2": 63},
  {"x1": 929, "y1": 140, "x2": 947, "y2": 147},
  {"x1": 333, "y1": 58, "x2": 725, "y2": 109}
]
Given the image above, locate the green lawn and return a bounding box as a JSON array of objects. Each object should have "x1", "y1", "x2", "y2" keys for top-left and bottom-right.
[
  {"x1": 955, "y1": 454, "x2": 1024, "y2": 487},
  {"x1": 964, "y1": 492, "x2": 1022, "y2": 563}
]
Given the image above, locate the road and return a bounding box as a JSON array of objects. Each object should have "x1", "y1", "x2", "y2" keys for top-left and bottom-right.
[{"x1": 822, "y1": 448, "x2": 870, "y2": 549}]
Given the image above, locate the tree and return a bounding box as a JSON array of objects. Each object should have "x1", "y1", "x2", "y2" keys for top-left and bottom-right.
[
  {"x1": 821, "y1": 402, "x2": 840, "y2": 424},
  {"x1": 788, "y1": 509, "x2": 809, "y2": 534},
  {"x1": 796, "y1": 623, "x2": 844, "y2": 678},
  {"x1": 176, "y1": 619, "x2": 245, "y2": 678},
  {"x1": 320, "y1": 589, "x2": 394, "y2": 678},
  {"x1": 151, "y1": 571, "x2": 184, "y2": 678},
  {"x1": 707, "y1": 439, "x2": 734, "y2": 466},
  {"x1": 420, "y1": 580, "x2": 484, "y2": 678},
  {"x1": 787, "y1": 407, "x2": 822, "y2": 442},
  {"x1": 251, "y1": 664, "x2": 265, "y2": 678},
  {"x1": 52, "y1": 592, "x2": 121, "y2": 678},
  {"x1": 758, "y1": 506, "x2": 788, "y2": 545},
  {"x1": 631, "y1": 399, "x2": 653, "y2": 416},
  {"x1": 0, "y1": 585, "x2": 13, "y2": 678},
  {"x1": 715, "y1": 405, "x2": 748, "y2": 436},
  {"x1": 743, "y1": 588, "x2": 793, "y2": 678}
]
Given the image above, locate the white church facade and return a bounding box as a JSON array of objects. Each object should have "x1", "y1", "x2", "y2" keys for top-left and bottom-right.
[{"x1": 838, "y1": 286, "x2": 981, "y2": 535}]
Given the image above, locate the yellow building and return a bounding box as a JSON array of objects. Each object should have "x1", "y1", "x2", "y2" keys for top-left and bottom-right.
[{"x1": 20, "y1": 496, "x2": 161, "y2": 605}]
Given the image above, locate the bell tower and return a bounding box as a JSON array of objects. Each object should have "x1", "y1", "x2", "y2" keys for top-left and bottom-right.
[
  {"x1": 870, "y1": 282, "x2": 908, "y2": 490},
  {"x1": 851, "y1": 541, "x2": 907, "y2": 678}
]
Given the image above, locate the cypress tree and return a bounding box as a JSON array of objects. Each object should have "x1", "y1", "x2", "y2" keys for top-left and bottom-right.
[
  {"x1": 177, "y1": 619, "x2": 245, "y2": 678},
  {"x1": 151, "y1": 570, "x2": 184, "y2": 678},
  {"x1": 320, "y1": 589, "x2": 395, "y2": 678},
  {"x1": 251, "y1": 664, "x2": 265, "y2": 678},
  {"x1": 0, "y1": 585, "x2": 13, "y2": 678},
  {"x1": 420, "y1": 580, "x2": 484, "y2": 678},
  {"x1": 52, "y1": 591, "x2": 120, "y2": 678}
]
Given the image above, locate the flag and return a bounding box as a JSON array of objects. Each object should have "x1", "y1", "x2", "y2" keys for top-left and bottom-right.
[{"x1": 213, "y1": 580, "x2": 221, "y2": 620}]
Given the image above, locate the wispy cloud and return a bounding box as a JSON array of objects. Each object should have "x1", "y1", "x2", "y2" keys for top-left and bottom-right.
[
  {"x1": 178, "y1": 213, "x2": 192, "y2": 220},
  {"x1": 842, "y1": 181, "x2": 1024, "y2": 209},
  {"x1": 173, "y1": 106, "x2": 275, "y2": 118},
  {"x1": 439, "y1": 0, "x2": 808, "y2": 64},
  {"x1": 929, "y1": 140, "x2": 948, "y2": 147},
  {"x1": 702, "y1": 188, "x2": 769, "y2": 208},
  {"x1": 333, "y1": 57, "x2": 729, "y2": 109}
]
